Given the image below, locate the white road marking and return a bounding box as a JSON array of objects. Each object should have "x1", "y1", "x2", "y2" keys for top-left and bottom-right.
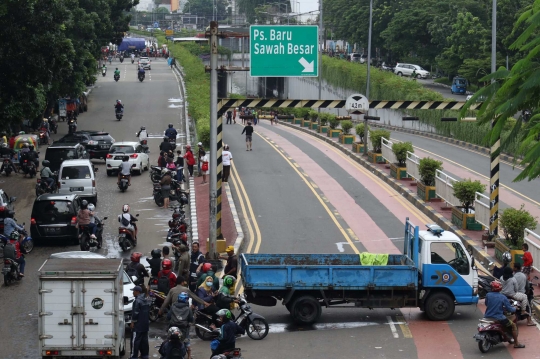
[
  {"x1": 387, "y1": 315, "x2": 399, "y2": 338},
  {"x1": 168, "y1": 98, "x2": 184, "y2": 102},
  {"x1": 268, "y1": 321, "x2": 379, "y2": 334}
]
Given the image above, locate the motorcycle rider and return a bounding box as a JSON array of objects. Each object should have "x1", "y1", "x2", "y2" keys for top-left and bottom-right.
[
  {"x1": 148, "y1": 248, "x2": 163, "y2": 277},
  {"x1": 500, "y1": 266, "x2": 529, "y2": 317},
  {"x1": 102, "y1": 64, "x2": 107, "y2": 73},
  {"x1": 189, "y1": 242, "x2": 205, "y2": 291},
  {"x1": 28, "y1": 145, "x2": 39, "y2": 169},
  {"x1": 484, "y1": 281, "x2": 524, "y2": 348},
  {"x1": 209, "y1": 309, "x2": 244, "y2": 357},
  {"x1": 157, "y1": 258, "x2": 177, "y2": 295},
  {"x1": 493, "y1": 251, "x2": 511, "y2": 278},
  {"x1": 160, "y1": 137, "x2": 174, "y2": 153},
  {"x1": 216, "y1": 275, "x2": 239, "y2": 312},
  {"x1": 158, "y1": 327, "x2": 187, "y2": 359},
  {"x1": 40, "y1": 118, "x2": 50, "y2": 143},
  {"x1": 40, "y1": 160, "x2": 55, "y2": 189},
  {"x1": 196, "y1": 263, "x2": 219, "y2": 292},
  {"x1": 87, "y1": 203, "x2": 100, "y2": 248},
  {"x1": 131, "y1": 53, "x2": 135, "y2": 63},
  {"x1": 77, "y1": 200, "x2": 94, "y2": 241},
  {"x1": 114, "y1": 67, "x2": 121, "y2": 78},
  {"x1": 137, "y1": 126, "x2": 148, "y2": 141},
  {"x1": 127, "y1": 252, "x2": 149, "y2": 292},
  {"x1": 3, "y1": 230, "x2": 27, "y2": 277},
  {"x1": 18, "y1": 143, "x2": 30, "y2": 166},
  {"x1": 138, "y1": 65, "x2": 146, "y2": 79},
  {"x1": 165, "y1": 123, "x2": 177, "y2": 141},
  {"x1": 0, "y1": 143, "x2": 17, "y2": 173},
  {"x1": 3, "y1": 210, "x2": 24, "y2": 238},
  {"x1": 167, "y1": 293, "x2": 193, "y2": 359},
  {"x1": 117, "y1": 155, "x2": 132, "y2": 186},
  {"x1": 118, "y1": 204, "x2": 138, "y2": 241},
  {"x1": 114, "y1": 99, "x2": 124, "y2": 114},
  {"x1": 513, "y1": 263, "x2": 534, "y2": 326}
]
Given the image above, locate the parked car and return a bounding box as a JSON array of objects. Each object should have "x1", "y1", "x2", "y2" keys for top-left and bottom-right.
[
  {"x1": 58, "y1": 131, "x2": 115, "y2": 160},
  {"x1": 394, "y1": 63, "x2": 430, "y2": 79},
  {"x1": 57, "y1": 159, "x2": 98, "y2": 204},
  {"x1": 30, "y1": 194, "x2": 82, "y2": 243},
  {"x1": 138, "y1": 57, "x2": 151, "y2": 70},
  {"x1": 105, "y1": 142, "x2": 150, "y2": 176},
  {"x1": 349, "y1": 53, "x2": 361, "y2": 62},
  {"x1": 0, "y1": 190, "x2": 16, "y2": 234},
  {"x1": 45, "y1": 142, "x2": 88, "y2": 172}
]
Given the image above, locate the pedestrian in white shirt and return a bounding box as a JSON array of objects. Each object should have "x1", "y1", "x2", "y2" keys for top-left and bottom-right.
[
  {"x1": 222, "y1": 144, "x2": 232, "y2": 182},
  {"x1": 200, "y1": 151, "x2": 209, "y2": 185}
]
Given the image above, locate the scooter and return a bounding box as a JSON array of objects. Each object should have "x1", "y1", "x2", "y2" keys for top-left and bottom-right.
[
  {"x1": 115, "y1": 109, "x2": 123, "y2": 120},
  {"x1": 119, "y1": 56, "x2": 124, "y2": 63},
  {"x1": 117, "y1": 214, "x2": 139, "y2": 251},
  {"x1": 138, "y1": 73, "x2": 145, "y2": 82},
  {"x1": 38, "y1": 127, "x2": 49, "y2": 145},
  {"x1": 50, "y1": 118, "x2": 58, "y2": 134},
  {"x1": 21, "y1": 159, "x2": 36, "y2": 178},
  {"x1": 148, "y1": 289, "x2": 166, "y2": 322},
  {"x1": 78, "y1": 224, "x2": 99, "y2": 251},
  {"x1": 1, "y1": 156, "x2": 14, "y2": 176},
  {"x1": 68, "y1": 118, "x2": 77, "y2": 134},
  {"x1": 131, "y1": 58, "x2": 135, "y2": 64},
  {"x1": 150, "y1": 165, "x2": 163, "y2": 183},
  {"x1": 474, "y1": 316, "x2": 515, "y2": 353},
  {"x1": 102, "y1": 67, "x2": 107, "y2": 76},
  {"x1": 114, "y1": 74, "x2": 120, "y2": 82},
  {"x1": 94, "y1": 216, "x2": 107, "y2": 249},
  {"x1": 118, "y1": 174, "x2": 130, "y2": 192},
  {"x1": 3, "y1": 258, "x2": 21, "y2": 286}
]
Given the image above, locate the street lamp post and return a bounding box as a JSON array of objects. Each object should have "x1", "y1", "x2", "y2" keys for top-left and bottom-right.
[
  {"x1": 489, "y1": 0, "x2": 499, "y2": 239},
  {"x1": 363, "y1": 0, "x2": 373, "y2": 155}
]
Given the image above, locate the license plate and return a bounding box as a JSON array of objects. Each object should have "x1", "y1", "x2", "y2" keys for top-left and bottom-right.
[
  {"x1": 45, "y1": 227, "x2": 60, "y2": 233},
  {"x1": 70, "y1": 187, "x2": 84, "y2": 192},
  {"x1": 2, "y1": 267, "x2": 9, "y2": 274},
  {"x1": 100, "y1": 145, "x2": 108, "y2": 149}
]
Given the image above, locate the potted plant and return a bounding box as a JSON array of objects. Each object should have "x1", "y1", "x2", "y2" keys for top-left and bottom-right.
[
  {"x1": 367, "y1": 129, "x2": 390, "y2": 163},
  {"x1": 339, "y1": 120, "x2": 355, "y2": 144},
  {"x1": 417, "y1": 157, "x2": 443, "y2": 201},
  {"x1": 309, "y1": 110, "x2": 319, "y2": 130},
  {"x1": 390, "y1": 142, "x2": 413, "y2": 179},
  {"x1": 318, "y1": 113, "x2": 329, "y2": 133},
  {"x1": 295, "y1": 108, "x2": 311, "y2": 127},
  {"x1": 451, "y1": 179, "x2": 486, "y2": 230},
  {"x1": 327, "y1": 115, "x2": 341, "y2": 138},
  {"x1": 494, "y1": 205, "x2": 538, "y2": 265},
  {"x1": 352, "y1": 123, "x2": 368, "y2": 153}
]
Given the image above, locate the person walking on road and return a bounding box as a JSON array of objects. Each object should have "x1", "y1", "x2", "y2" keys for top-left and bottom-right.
[
  {"x1": 233, "y1": 108, "x2": 237, "y2": 123},
  {"x1": 522, "y1": 243, "x2": 533, "y2": 280},
  {"x1": 159, "y1": 276, "x2": 208, "y2": 318},
  {"x1": 130, "y1": 286, "x2": 151, "y2": 359},
  {"x1": 220, "y1": 246, "x2": 238, "y2": 278},
  {"x1": 189, "y1": 242, "x2": 205, "y2": 291},
  {"x1": 197, "y1": 142, "x2": 204, "y2": 176},
  {"x1": 200, "y1": 150, "x2": 209, "y2": 184},
  {"x1": 174, "y1": 150, "x2": 184, "y2": 183},
  {"x1": 241, "y1": 122, "x2": 254, "y2": 151},
  {"x1": 222, "y1": 144, "x2": 232, "y2": 182},
  {"x1": 184, "y1": 145, "x2": 195, "y2": 177}
]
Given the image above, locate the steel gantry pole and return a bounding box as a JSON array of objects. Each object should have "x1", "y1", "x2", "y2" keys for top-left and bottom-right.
[
  {"x1": 489, "y1": 0, "x2": 499, "y2": 238},
  {"x1": 317, "y1": 0, "x2": 323, "y2": 122},
  {"x1": 209, "y1": 21, "x2": 219, "y2": 259},
  {"x1": 363, "y1": 0, "x2": 373, "y2": 155}
]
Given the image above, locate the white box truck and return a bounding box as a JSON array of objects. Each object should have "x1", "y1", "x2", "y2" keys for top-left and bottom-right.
[{"x1": 38, "y1": 258, "x2": 127, "y2": 358}]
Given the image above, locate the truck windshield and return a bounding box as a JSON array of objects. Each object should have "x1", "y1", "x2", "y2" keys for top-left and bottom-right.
[{"x1": 430, "y1": 242, "x2": 469, "y2": 275}]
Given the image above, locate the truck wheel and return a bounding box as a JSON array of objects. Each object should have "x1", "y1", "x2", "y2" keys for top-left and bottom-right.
[
  {"x1": 291, "y1": 295, "x2": 321, "y2": 325},
  {"x1": 425, "y1": 292, "x2": 454, "y2": 321}
]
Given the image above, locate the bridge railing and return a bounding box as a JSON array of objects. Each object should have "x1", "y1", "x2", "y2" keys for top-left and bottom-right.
[
  {"x1": 406, "y1": 151, "x2": 421, "y2": 181},
  {"x1": 381, "y1": 137, "x2": 397, "y2": 164},
  {"x1": 473, "y1": 192, "x2": 490, "y2": 229},
  {"x1": 435, "y1": 170, "x2": 460, "y2": 206},
  {"x1": 525, "y1": 229, "x2": 540, "y2": 272}
]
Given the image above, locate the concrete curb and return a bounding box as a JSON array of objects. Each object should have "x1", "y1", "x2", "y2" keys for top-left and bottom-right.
[
  {"x1": 189, "y1": 176, "x2": 199, "y2": 244},
  {"x1": 279, "y1": 121, "x2": 498, "y2": 269},
  {"x1": 369, "y1": 123, "x2": 518, "y2": 163},
  {"x1": 224, "y1": 182, "x2": 244, "y2": 253}
]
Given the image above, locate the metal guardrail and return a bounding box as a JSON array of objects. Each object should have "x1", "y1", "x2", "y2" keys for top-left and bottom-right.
[
  {"x1": 405, "y1": 151, "x2": 420, "y2": 181},
  {"x1": 381, "y1": 137, "x2": 397, "y2": 164},
  {"x1": 525, "y1": 229, "x2": 540, "y2": 272},
  {"x1": 473, "y1": 192, "x2": 490, "y2": 229},
  {"x1": 434, "y1": 170, "x2": 460, "y2": 206}
]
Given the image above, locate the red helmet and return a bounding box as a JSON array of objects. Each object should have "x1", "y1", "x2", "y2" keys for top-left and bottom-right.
[
  {"x1": 185, "y1": 145, "x2": 191, "y2": 150},
  {"x1": 202, "y1": 263, "x2": 212, "y2": 273},
  {"x1": 491, "y1": 281, "x2": 502, "y2": 292},
  {"x1": 162, "y1": 259, "x2": 172, "y2": 270},
  {"x1": 179, "y1": 233, "x2": 188, "y2": 242},
  {"x1": 130, "y1": 252, "x2": 142, "y2": 263}
]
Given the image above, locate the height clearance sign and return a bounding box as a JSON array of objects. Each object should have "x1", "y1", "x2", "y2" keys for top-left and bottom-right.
[{"x1": 250, "y1": 25, "x2": 319, "y2": 77}]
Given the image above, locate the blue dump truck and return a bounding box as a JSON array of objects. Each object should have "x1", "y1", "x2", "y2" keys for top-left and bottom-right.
[{"x1": 240, "y1": 219, "x2": 479, "y2": 324}]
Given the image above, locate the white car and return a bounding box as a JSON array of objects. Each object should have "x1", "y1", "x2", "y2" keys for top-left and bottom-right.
[
  {"x1": 105, "y1": 141, "x2": 150, "y2": 176},
  {"x1": 394, "y1": 63, "x2": 430, "y2": 79},
  {"x1": 138, "y1": 57, "x2": 151, "y2": 70}
]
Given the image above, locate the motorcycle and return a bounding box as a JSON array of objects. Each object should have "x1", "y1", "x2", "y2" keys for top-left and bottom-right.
[
  {"x1": 150, "y1": 165, "x2": 163, "y2": 183},
  {"x1": 38, "y1": 127, "x2": 49, "y2": 145},
  {"x1": 78, "y1": 224, "x2": 98, "y2": 251},
  {"x1": 2, "y1": 156, "x2": 14, "y2": 176},
  {"x1": 21, "y1": 159, "x2": 37, "y2": 178},
  {"x1": 36, "y1": 173, "x2": 58, "y2": 196},
  {"x1": 195, "y1": 294, "x2": 269, "y2": 341},
  {"x1": 3, "y1": 258, "x2": 21, "y2": 286},
  {"x1": 68, "y1": 118, "x2": 77, "y2": 134},
  {"x1": 148, "y1": 289, "x2": 166, "y2": 322},
  {"x1": 50, "y1": 118, "x2": 58, "y2": 134},
  {"x1": 153, "y1": 180, "x2": 189, "y2": 207},
  {"x1": 119, "y1": 56, "x2": 124, "y2": 63},
  {"x1": 117, "y1": 214, "x2": 139, "y2": 251},
  {"x1": 102, "y1": 67, "x2": 107, "y2": 77},
  {"x1": 138, "y1": 73, "x2": 145, "y2": 82},
  {"x1": 131, "y1": 58, "x2": 135, "y2": 64},
  {"x1": 94, "y1": 216, "x2": 106, "y2": 248},
  {"x1": 118, "y1": 174, "x2": 130, "y2": 192},
  {"x1": 115, "y1": 109, "x2": 123, "y2": 121},
  {"x1": 140, "y1": 138, "x2": 149, "y2": 153},
  {"x1": 474, "y1": 316, "x2": 516, "y2": 353},
  {"x1": 478, "y1": 274, "x2": 495, "y2": 299},
  {"x1": 114, "y1": 74, "x2": 120, "y2": 82}
]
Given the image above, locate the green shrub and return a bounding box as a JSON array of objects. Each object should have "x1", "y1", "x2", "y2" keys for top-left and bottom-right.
[
  {"x1": 499, "y1": 204, "x2": 538, "y2": 248},
  {"x1": 319, "y1": 113, "x2": 330, "y2": 126},
  {"x1": 419, "y1": 157, "x2": 443, "y2": 186},
  {"x1": 369, "y1": 129, "x2": 391, "y2": 153},
  {"x1": 452, "y1": 179, "x2": 486, "y2": 213},
  {"x1": 309, "y1": 110, "x2": 319, "y2": 121},
  {"x1": 355, "y1": 123, "x2": 367, "y2": 143},
  {"x1": 341, "y1": 120, "x2": 353, "y2": 134},
  {"x1": 328, "y1": 115, "x2": 339, "y2": 129},
  {"x1": 292, "y1": 108, "x2": 310, "y2": 119},
  {"x1": 391, "y1": 142, "x2": 414, "y2": 166}
]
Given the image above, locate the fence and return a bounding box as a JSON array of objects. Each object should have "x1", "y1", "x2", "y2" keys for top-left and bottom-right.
[
  {"x1": 406, "y1": 151, "x2": 420, "y2": 181},
  {"x1": 473, "y1": 192, "x2": 490, "y2": 229},
  {"x1": 434, "y1": 170, "x2": 460, "y2": 206},
  {"x1": 381, "y1": 137, "x2": 397, "y2": 164},
  {"x1": 524, "y1": 229, "x2": 540, "y2": 272}
]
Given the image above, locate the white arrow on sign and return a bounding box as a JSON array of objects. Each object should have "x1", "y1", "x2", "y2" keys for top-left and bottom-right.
[{"x1": 299, "y1": 57, "x2": 314, "y2": 73}]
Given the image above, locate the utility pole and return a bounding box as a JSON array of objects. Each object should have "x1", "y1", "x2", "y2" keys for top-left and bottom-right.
[
  {"x1": 489, "y1": 0, "x2": 499, "y2": 239},
  {"x1": 208, "y1": 21, "x2": 219, "y2": 259},
  {"x1": 317, "y1": 0, "x2": 322, "y2": 122},
  {"x1": 363, "y1": 0, "x2": 373, "y2": 155}
]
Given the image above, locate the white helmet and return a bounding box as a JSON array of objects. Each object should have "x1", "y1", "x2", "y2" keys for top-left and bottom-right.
[
  {"x1": 43, "y1": 118, "x2": 48, "y2": 122},
  {"x1": 502, "y1": 251, "x2": 511, "y2": 264},
  {"x1": 88, "y1": 203, "x2": 95, "y2": 211},
  {"x1": 161, "y1": 168, "x2": 169, "y2": 175},
  {"x1": 1, "y1": 143, "x2": 7, "y2": 148},
  {"x1": 122, "y1": 204, "x2": 130, "y2": 213}
]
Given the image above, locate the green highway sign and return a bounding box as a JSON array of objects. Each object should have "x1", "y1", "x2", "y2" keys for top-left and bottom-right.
[{"x1": 250, "y1": 25, "x2": 319, "y2": 77}]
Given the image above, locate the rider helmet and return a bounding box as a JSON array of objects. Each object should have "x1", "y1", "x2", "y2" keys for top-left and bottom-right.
[
  {"x1": 168, "y1": 327, "x2": 182, "y2": 341},
  {"x1": 43, "y1": 118, "x2": 48, "y2": 122},
  {"x1": 168, "y1": 123, "x2": 173, "y2": 128},
  {"x1": 216, "y1": 309, "x2": 232, "y2": 321},
  {"x1": 502, "y1": 251, "x2": 512, "y2": 264},
  {"x1": 22, "y1": 143, "x2": 28, "y2": 148},
  {"x1": 140, "y1": 126, "x2": 146, "y2": 130},
  {"x1": 130, "y1": 252, "x2": 142, "y2": 263},
  {"x1": 42, "y1": 160, "x2": 50, "y2": 167},
  {"x1": 88, "y1": 203, "x2": 95, "y2": 212},
  {"x1": 491, "y1": 281, "x2": 503, "y2": 292},
  {"x1": 151, "y1": 248, "x2": 162, "y2": 258},
  {"x1": 7, "y1": 210, "x2": 15, "y2": 218},
  {"x1": 177, "y1": 292, "x2": 189, "y2": 303},
  {"x1": 224, "y1": 144, "x2": 229, "y2": 150},
  {"x1": 117, "y1": 100, "x2": 122, "y2": 104},
  {"x1": 29, "y1": 145, "x2": 34, "y2": 151},
  {"x1": 1, "y1": 143, "x2": 7, "y2": 148},
  {"x1": 162, "y1": 258, "x2": 172, "y2": 270},
  {"x1": 122, "y1": 204, "x2": 130, "y2": 213},
  {"x1": 19, "y1": 131, "x2": 25, "y2": 135},
  {"x1": 223, "y1": 275, "x2": 236, "y2": 288},
  {"x1": 202, "y1": 263, "x2": 212, "y2": 273},
  {"x1": 10, "y1": 231, "x2": 21, "y2": 241}
]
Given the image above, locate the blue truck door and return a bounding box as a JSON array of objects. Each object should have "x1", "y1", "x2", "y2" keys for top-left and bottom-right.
[{"x1": 423, "y1": 241, "x2": 478, "y2": 304}]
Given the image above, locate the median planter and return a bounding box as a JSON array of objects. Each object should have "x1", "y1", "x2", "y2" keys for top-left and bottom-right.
[
  {"x1": 328, "y1": 129, "x2": 342, "y2": 138},
  {"x1": 390, "y1": 163, "x2": 409, "y2": 180},
  {"x1": 318, "y1": 125, "x2": 329, "y2": 134},
  {"x1": 451, "y1": 206, "x2": 476, "y2": 230},
  {"x1": 302, "y1": 119, "x2": 311, "y2": 127},
  {"x1": 352, "y1": 143, "x2": 366, "y2": 153},
  {"x1": 339, "y1": 134, "x2": 355, "y2": 144},
  {"x1": 494, "y1": 237, "x2": 524, "y2": 268},
  {"x1": 293, "y1": 118, "x2": 302, "y2": 125},
  {"x1": 416, "y1": 182, "x2": 437, "y2": 201},
  {"x1": 310, "y1": 122, "x2": 318, "y2": 131},
  {"x1": 367, "y1": 151, "x2": 385, "y2": 164}
]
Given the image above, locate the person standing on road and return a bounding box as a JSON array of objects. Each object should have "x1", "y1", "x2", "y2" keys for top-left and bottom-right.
[
  {"x1": 197, "y1": 142, "x2": 204, "y2": 176},
  {"x1": 159, "y1": 276, "x2": 209, "y2": 317},
  {"x1": 200, "y1": 150, "x2": 209, "y2": 185},
  {"x1": 174, "y1": 150, "x2": 184, "y2": 183},
  {"x1": 130, "y1": 286, "x2": 151, "y2": 359},
  {"x1": 184, "y1": 145, "x2": 195, "y2": 177},
  {"x1": 513, "y1": 263, "x2": 534, "y2": 326},
  {"x1": 177, "y1": 244, "x2": 190, "y2": 279},
  {"x1": 233, "y1": 108, "x2": 237, "y2": 123},
  {"x1": 222, "y1": 144, "x2": 232, "y2": 182},
  {"x1": 522, "y1": 243, "x2": 533, "y2": 280},
  {"x1": 226, "y1": 110, "x2": 232, "y2": 124},
  {"x1": 220, "y1": 246, "x2": 238, "y2": 278},
  {"x1": 500, "y1": 266, "x2": 529, "y2": 317},
  {"x1": 241, "y1": 122, "x2": 254, "y2": 151},
  {"x1": 160, "y1": 169, "x2": 172, "y2": 208},
  {"x1": 189, "y1": 242, "x2": 205, "y2": 292}
]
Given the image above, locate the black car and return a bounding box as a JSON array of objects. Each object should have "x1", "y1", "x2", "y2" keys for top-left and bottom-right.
[
  {"x1": 0, "y1": 189, "x2": 16, "y2": 233},
  {"x1": 58, "y1": 131, "x2": 115, "y2": 160},
  {"x1": 30, "y1": 194, "x2": 81, "y2": 243},
  {"x1": 45, "y1": 142, "x2": 88, "y2": 172}
]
